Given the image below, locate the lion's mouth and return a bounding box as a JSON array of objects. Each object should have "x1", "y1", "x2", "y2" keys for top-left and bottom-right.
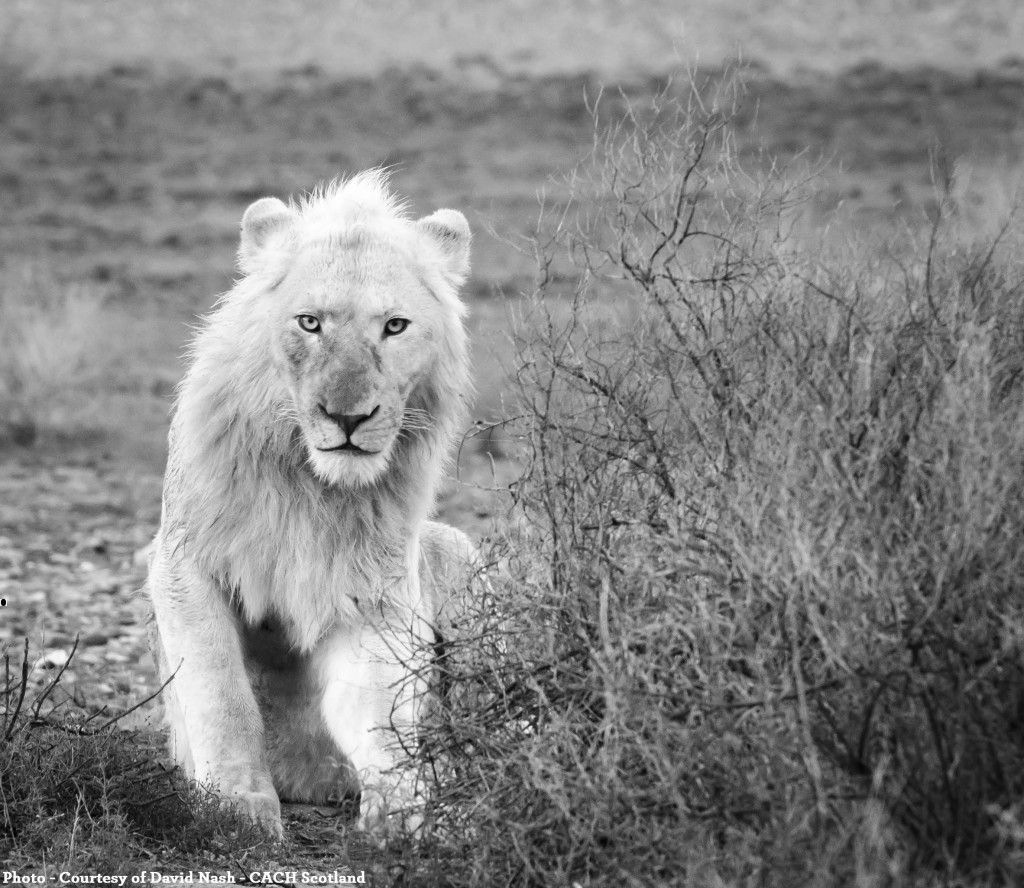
[{"x1": 316, "y1": 442, "x2": 379, "y2": 456}]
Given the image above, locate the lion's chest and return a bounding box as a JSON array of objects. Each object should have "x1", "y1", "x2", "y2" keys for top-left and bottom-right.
[
  {"x1": 222, "y1": 545, "x2": 411, "y2": 653},
  {"x1": 198, "y1": 487, "x2": 411, "y2": 652},
  {"x1": 167, "y1": 425, "x2": 419, "y2": 652}
]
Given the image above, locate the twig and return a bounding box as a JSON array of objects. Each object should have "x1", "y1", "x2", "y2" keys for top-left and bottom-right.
[
  {"x1": 96, "y1": 664, "x2": 180, "y2": 732},
  {"x1": 30, "y1": 635, "x2": 81, "y2": 721},
  {"x1": 784, "y1": 593, "x2": 828, "y2": 820},
  {"x1": 697, "y1": 678, "x2": 845, "y2": 713},
  {"x1": 3, "y1": 638, "x2": 30, "y2": 741},
  {"x1": 25, "y1": 662, "x2": 179, "y2": 736}
]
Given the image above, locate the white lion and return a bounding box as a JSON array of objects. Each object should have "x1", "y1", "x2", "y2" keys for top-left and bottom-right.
[{"x1": 147, "y1": 170, "x2": 474, "y2": 837}]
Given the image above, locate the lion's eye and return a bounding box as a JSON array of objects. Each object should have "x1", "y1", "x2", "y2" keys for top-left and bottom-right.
[
  {"x1": 383, "y1": 317, "x2": 410, "y2": 337},
  {"x1": 296, "y1": 315, "x2": 321, "y2": 334}
]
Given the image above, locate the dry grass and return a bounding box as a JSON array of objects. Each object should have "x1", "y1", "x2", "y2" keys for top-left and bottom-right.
[
  {"x1": 0, "y1": 265, "x2": 112, "y2": 446},
  {"x1": 0, "y1": 640, "x2": 274, "y2": 872}
]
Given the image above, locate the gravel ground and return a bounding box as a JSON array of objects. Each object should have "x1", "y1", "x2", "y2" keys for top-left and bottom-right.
[{"x1": 0, "y1": 456, "x2": 162, "y2": 724}]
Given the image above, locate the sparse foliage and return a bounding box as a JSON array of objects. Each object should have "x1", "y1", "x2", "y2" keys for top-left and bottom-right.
[{"x1": 413, "y1": 71, "x2": 1024, "y2": 887}]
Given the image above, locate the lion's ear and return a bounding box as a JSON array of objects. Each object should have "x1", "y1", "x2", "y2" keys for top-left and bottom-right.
[
  {"x1": 239, "y1": 197, "x2": 296, "y2": 268},
  {"x1": 417, "y1": 209, "x2": 471, "y2": 283}
]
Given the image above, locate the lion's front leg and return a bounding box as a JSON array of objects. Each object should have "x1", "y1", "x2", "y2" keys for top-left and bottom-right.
[
  {"x1": 318, "y1": 606, "x2": 432, "y2": 835},
  {"x1": 149, "y1": 544, "x2": 282, "y2": 838}
]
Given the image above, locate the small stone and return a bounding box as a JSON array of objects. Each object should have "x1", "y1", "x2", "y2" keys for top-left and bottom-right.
[
  {"x1": 3, "y1": 416, "x2": 38, "y2": 447},
  {"x1": 43, "y1": 634, "x2": 72, "y2": 647},
  {"x1": 104, "y1": 651, "x2": 131, "y2": 664},
  {"x1": 0, "y1": 548, "x2": 24, "y2": 570},
  {"x1": 82, "y1": 632, "x2": 108, "y2": 647},
  {"x1": 34, "y1": 648, "x2": 70, "y2": 670}
]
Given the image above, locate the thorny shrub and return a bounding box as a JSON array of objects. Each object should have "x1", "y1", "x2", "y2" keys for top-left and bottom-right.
[{"x1": 412, "y1": 71, "x2": 1024, "y2": 887}]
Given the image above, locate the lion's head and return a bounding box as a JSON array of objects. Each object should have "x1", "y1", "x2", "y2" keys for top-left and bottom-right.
[
  {"x1": 226, "y1": 171, "x2": 471, "y2": 489},
  {"x1": 163, "y1": 171, "x2": 471, "y2": 633}
]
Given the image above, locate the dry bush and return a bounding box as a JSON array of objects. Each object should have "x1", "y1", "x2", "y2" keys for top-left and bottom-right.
[
  {"x1": 0, "y1": 264, "x2": 110, "y2": 446},
  {"x1": 0, "y1": 639, "x2": 268, "y2": 870},
  {"x1": 413, "y1": 72, "x2": 1024, "y2": 887}
]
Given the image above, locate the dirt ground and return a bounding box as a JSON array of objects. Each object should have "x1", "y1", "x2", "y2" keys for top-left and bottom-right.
[{"x1": 0, "y1": 57, "x2": 1022, "y2": 721}]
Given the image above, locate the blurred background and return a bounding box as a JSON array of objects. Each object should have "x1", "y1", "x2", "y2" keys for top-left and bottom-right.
[{"x1": 3, "y1": 0, "x2": 1023, "y2": 79}]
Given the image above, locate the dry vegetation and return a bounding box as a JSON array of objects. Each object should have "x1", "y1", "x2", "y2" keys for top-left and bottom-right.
[
  {"x1": 406, "y1": 75, "x2": 1024, "y2": 886},
  {"x1": 0, "y1": 267, "x2": 113, "y2": 447},
  {"x1": 1, "y1": 640, "x2": 270, "y2": 871},
  {"x1": 1, "y1": 640, "x2": 388, "y2": 876}
]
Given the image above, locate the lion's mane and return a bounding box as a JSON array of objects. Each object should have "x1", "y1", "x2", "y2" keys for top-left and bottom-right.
[{"x1": 159, "y1": 171, "x2": 471, "y2": 651}]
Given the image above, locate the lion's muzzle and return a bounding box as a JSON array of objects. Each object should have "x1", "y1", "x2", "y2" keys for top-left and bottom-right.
[{"x1": 317, "y1": 403, "x2": 381, "y2": 452}]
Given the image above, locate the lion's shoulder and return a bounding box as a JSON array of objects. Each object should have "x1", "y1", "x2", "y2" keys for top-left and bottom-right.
[
  {"x1": 421, "y1": 521, "x2": 475, "y2": 579},
  {"x1": 420, "y1": 520, "x2": 480, "y2": 636}
]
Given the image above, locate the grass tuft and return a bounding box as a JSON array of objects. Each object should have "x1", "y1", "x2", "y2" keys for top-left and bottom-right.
[
  {"x1": 0, "y1": 264, "x2": 111, "y2": 447},
  {"x1": 1, "y1": 638, "x2": 271, "y2": 872}
]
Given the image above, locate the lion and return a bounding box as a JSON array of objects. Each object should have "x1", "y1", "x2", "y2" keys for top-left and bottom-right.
[{"x1": 146, "y1": 170, "x2": 474, "y2": 838}]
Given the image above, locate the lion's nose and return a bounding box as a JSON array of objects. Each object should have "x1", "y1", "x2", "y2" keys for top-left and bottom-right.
[{"x1": 319, "y1": 403, "x2": 379, "y2": 438}]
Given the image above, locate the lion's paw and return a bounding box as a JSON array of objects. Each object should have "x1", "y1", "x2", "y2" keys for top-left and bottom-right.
[{"x1": 224, "y1": 776, "x2": 284, "y2": 840}]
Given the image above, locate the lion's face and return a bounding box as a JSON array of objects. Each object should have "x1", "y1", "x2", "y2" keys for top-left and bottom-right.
[
  {"x1": 235, "y1": 180, "x2": 471, "y2": 489},
  {"x1": 271, "y1": 237, "x2": 444, "y2": 487}
]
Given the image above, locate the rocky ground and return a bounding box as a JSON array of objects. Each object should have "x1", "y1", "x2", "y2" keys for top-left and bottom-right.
[{"x1": 0, "y1": 455, "x2": 161, "y2": 722}]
